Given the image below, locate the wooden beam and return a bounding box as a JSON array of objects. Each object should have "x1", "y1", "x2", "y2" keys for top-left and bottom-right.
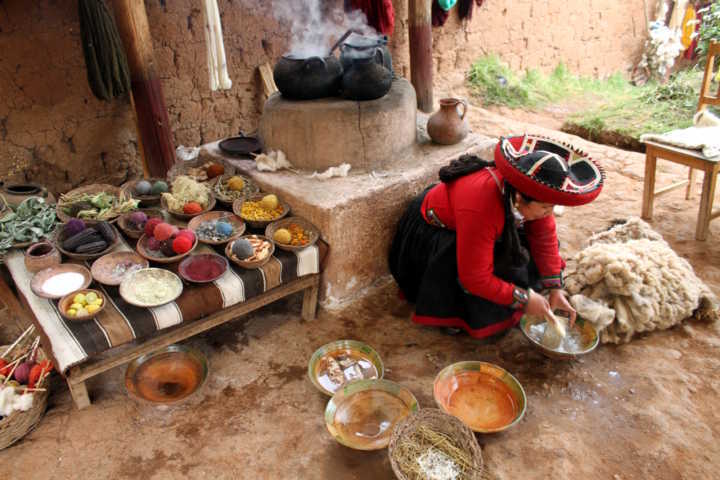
[
  {"x1": 409, "y1": 0, "x2": 433, "y2": 112},
  {"x1": 654, "y1": 179, "x2": 688, "y2": 197},
  {"x1": 112, "y1": 0, "x2": 176, "y2": 177}
]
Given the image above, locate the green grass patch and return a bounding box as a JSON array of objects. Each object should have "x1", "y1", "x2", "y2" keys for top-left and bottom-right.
[{"x1": 467, "y1": 55, "x2": 714, "y2": 143}]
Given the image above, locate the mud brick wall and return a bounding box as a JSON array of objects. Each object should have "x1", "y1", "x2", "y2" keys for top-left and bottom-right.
[{"x1": 0, "y1": 0, "x2": 646, "y2": 194}]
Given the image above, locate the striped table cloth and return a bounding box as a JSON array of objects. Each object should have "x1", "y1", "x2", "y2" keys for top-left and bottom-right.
[{"x1": 5, "y1": 238, "x2": 320, "y2": 374}]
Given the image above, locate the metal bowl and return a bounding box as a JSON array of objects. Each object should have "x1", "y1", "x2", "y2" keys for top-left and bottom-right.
[
  {"x1": 433, "y1": 361, "x2": 526, "y2": 433},
  {"x1": 125, "y1": 344, "x2": 209, "y2": 405},
  {"x1": 308, "y1": 339, "x2": 384, "y2": 396},
  {"x1": 519, "y1": 313, "x2": 599, "y2": 360},
  {"x1": 324, "y1": 379, "x2": 418, "y2": 450}
]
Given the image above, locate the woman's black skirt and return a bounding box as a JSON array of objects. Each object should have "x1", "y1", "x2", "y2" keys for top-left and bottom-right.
[{"x1": 388, "y1": 187, "x2": 541, "y2": 338}]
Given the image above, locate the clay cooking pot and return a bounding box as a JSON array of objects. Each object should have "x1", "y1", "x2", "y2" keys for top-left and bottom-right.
[
  {"x1": 273, "y1": 54, "x2": 343, "y2": 100},
  {"x1": 427, "y1": 98, "x2": 470, "y2": 145},
  {"x1": 1, "y1": 182, "x2": 55, "y2": 210},
  {"x1": 24, "y1": 241, "x2": 61, "y2": 273}
]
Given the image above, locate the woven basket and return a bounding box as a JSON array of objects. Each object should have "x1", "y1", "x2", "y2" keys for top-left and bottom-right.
[
  {"x1": 389, "y1": 408, "x2": 484, "y2": 480},
  {"x1": 264, "y1": 216, "x2": 320, "y2": 252},
  {"x1": 55, "y1": 223, "x2": 121, "y2": 260},
  {"x1": 0, "y1": 346, "x2": 50, "y2": 450},
  {"x1": 212, "y1": 173, "x2": 260, "y2": 206},
  {"x1": 120, "y1": 178, "x2": 166, "y2": 206},
  {"x1": 56, "y1": 184, "x2": 124, "y2": 223}
]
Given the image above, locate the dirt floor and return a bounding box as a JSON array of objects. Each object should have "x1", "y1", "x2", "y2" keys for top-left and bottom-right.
[{"x1": 2, "y1": 110, "x2": 720, "y2": 479}]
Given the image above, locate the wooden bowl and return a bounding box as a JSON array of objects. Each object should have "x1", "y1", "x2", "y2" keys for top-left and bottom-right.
[
  {"x1": 58, "y1": 288, "x2": 107, "y2": 322},
  {"x1": 55, "y1": 223, "x2": 120, "y2": 260},
  {"x1": 56, "y1": 184, "x2": 125, "y2": 223},
  {"x1": 265, "y1": 216, "x2": 320, "y2": 252},
  {"x1": 187, "y1": 211, "x2": 246, "y2": 245},
  {"x1": 161, "y1": 192, "x2": 216, "y2": 221},
  {"x1": 232, "y1": 194, "x2": 290, "y2": 229},
  {"x1": 178, "y1": 253, "x2": 228, "y2": 283},
  {"x1": 225, "y1": 235, "x2": 275, "y2": 269},
  {"x1": 117, "y1": 208, "x2": 166, "y2": 239},
  {"x1": 212, "y1": 173, "x2": 260, "y2": 206},
  {"x1": 91, "y1": 251, "x2": 149, "y2": 286},
  {"x1": 30, "y1": 264, "x2": 92, "y2": 299},
  {"x1": 121, "y1": 178, "x2": 166, "y2": 206},
  {"x1": 166, "y1": 157, "x2": 237, "y2": 183},
  {"x1": 433, "y1": 361, "x2": 526, "y2": 433},
  {"x1": 119, "y1": 268, "x2": 183, "y2": 308},
  {"x1": 136, "y1": 233, "x2": 198, "y2": 264}
]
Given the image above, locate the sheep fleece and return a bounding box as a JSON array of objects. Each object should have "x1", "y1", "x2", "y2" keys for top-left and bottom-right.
[{"x1": 564, "y1": 218, "x2": 717, "y2": 344}]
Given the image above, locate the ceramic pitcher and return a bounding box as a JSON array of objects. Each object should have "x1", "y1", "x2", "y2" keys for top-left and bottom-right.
[{"x1": 427, "y1": 98, "x2": 469, "y2": 145}]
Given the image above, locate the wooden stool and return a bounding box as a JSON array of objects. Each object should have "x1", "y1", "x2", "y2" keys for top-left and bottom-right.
[{"x1": 640, "y1": 41, "x2": 720, "y2": 241}]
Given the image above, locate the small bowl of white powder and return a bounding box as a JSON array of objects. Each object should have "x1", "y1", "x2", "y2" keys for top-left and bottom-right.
[{"x1": 30, "y1": 264, "x2": 92, "y2": 299}]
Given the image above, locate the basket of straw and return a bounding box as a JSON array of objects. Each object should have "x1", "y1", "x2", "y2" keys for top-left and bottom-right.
[
  {"x1": 389, "y1": 408, "x2": 484, "y2": 480},
  {"x1": 0, "y1": 327, "x2": 53, "y2": 450}
]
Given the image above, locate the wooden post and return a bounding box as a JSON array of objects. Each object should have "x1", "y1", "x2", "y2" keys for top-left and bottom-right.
[
  {"x1": 112, "y1": 0, "x2": 176, "y2": 177},
  {"x1": 409, "y1": 0, "x2": 433, "y2": 112}
]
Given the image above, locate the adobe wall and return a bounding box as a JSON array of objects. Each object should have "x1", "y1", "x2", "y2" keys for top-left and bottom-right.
[{"x1": 0, "y1": 0, "x2": 647, "y2": 193}]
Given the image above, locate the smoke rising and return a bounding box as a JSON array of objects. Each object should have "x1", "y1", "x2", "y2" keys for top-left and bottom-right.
[{"x1": 272, "y1": 0, "x2": 377, "y2": 58}]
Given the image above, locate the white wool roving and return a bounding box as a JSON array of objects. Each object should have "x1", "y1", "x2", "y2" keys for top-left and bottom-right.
[{"x1": 564, "y1": 218, "x2": 717, "y2": 344}]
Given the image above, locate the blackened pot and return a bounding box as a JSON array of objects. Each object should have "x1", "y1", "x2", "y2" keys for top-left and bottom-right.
[
  {"x1": 342, "y1": 54, "x2": 392, "y2": 101},
  {"x1": 273, "y1": 54, "x2": 343, "y2": 100}
]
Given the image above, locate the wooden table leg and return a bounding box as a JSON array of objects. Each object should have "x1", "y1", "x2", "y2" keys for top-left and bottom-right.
[
  {"x1": 302, "y1": 278, "x2": 319, "y2": 321},
  {"x1": 686, "y1": 167, "x2": 695, "y2": 199},
  {"x1": 641, "y1": 150, "x2": 658, "y2": 220},
  {"x1": 67, "y1": 377, "x2": 91, "y2": 409},
  {"x1": 696, "y1": 165, "x2": 718, "y2": 241}
]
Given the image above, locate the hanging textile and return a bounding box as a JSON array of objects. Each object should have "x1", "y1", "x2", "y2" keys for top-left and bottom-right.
[
  {"x1": 458, "y1": 0, "x2": 484, "y2": 20},
  {"x1": 349, "y1": 0, "x2": 395, "y2": 36},
  {"x1": 78, "y1": 0, "x2": 131, "y2": 101},
  {"x1": 202, "y1": 0, "x2": 232, "y2": 91},
  {"x1": 681, "y1": 3, "x2": 697, "y2": 49},
  {"x1": 432, "y1": 0, "x2": 450, "y2": 27}
]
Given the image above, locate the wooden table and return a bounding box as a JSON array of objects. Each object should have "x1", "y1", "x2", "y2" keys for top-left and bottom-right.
[
  {"x1": 642, "y1": 140, "x2": 720, "y2": 241},
  {"x1": 0, "y1": 267, "x2": 319, "y2": 409}
]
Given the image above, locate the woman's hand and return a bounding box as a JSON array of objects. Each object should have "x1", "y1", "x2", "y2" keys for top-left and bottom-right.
[
  {"x1": 525, "y1": 289, "x2": 552, "y2": 319},
  {"x1": 548, "y1": 289, "x2": 577, "y2": 327}
]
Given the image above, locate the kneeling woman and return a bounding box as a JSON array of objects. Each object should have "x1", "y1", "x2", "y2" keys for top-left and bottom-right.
[{"x1": 389, "y1": 135, "x2": 604, "y2": 338}]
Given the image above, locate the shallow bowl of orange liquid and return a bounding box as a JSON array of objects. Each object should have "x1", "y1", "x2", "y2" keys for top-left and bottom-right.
[{"x1": 433, "y1": 361, "x2": 526, "y2": 433}]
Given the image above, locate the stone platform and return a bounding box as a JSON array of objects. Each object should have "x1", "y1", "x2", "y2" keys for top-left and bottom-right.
[
  {"x1": 258, "y1": 79, "x2": 417, "y2": 172},
  {"x1": 204, "y1": 125, "x2": 497, "y2": 306}
]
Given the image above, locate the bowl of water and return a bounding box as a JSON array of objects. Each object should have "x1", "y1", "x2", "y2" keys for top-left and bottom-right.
[{"x1": 519, "y1": 312, "x2": 599, "y2": 360}]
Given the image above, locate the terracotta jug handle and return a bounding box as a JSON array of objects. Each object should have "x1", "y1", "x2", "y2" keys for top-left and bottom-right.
[{"x1": 457, "y1": 99, "x2": 468, "y2": 120}]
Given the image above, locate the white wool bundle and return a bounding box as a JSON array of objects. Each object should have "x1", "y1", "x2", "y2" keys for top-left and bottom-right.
[{"x1": 564, "y1": 218, "x2": 717, "y2": 344}]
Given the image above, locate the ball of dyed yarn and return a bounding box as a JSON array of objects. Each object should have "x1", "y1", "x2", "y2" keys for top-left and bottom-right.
[
  {"x1": 128, "y1": 211, "x2": 148, "y2": 227},
  {"x1": 215, "y1": 221, "x2": 233, "y2": 237},
  {"x1": 183, "y1": 202, "x2": 203, "y2": 215},
  {"x1": 151, "y1": 180, "x2": 168, "y2": 195},
  {"x1": 64, "y1": 218, "x2": 86, "y2": 237},
  {"x1": 232, "y1": 239, "x2": 254, "y2": 259},
  {"x1": 227, "y1": 176, "x2": 245, "y2": 192},
  {"x1": 273, "y1": 228, "x2": 292, "y2": 244},
  {"x1": 144, "y1": 217, "x2": 163, "y2": 237},
  {"x1": 146, "y1": 236, "x2": 162, "y2": 251},
  {"x1": 261, "y1": 194, "x2": 278, "y2": 210},
  {"x1": 153, "y1": 222, "x2": 176, "y2": 241},
  {"x1": 206, "y1": 163, "x2": 225, "y2": 179},
  {"x1": 135, "y1": 180, "x2": 152, "y2": 195},
  {"x1": 177, "y1": 229, "x2": 196, "y2": 244},
  {"x1": 160, "y1": 239, "x2": 176, "y2": 257},
  {"x1": 172, "y1": 235, "x2": 193, "y2": 254},
  {"x1": 13, "y1": 361, "x2": 34, "y2": 384}
]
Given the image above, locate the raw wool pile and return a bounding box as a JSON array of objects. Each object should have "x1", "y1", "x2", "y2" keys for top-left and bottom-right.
[{"x1": 564, "y1": 217, "x2": 718, "y2": 344}]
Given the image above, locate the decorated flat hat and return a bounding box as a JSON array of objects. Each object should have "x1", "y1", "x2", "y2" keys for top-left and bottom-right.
[{"x1": 494, "y1": 134, "x2": 604, "y2": 206}]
